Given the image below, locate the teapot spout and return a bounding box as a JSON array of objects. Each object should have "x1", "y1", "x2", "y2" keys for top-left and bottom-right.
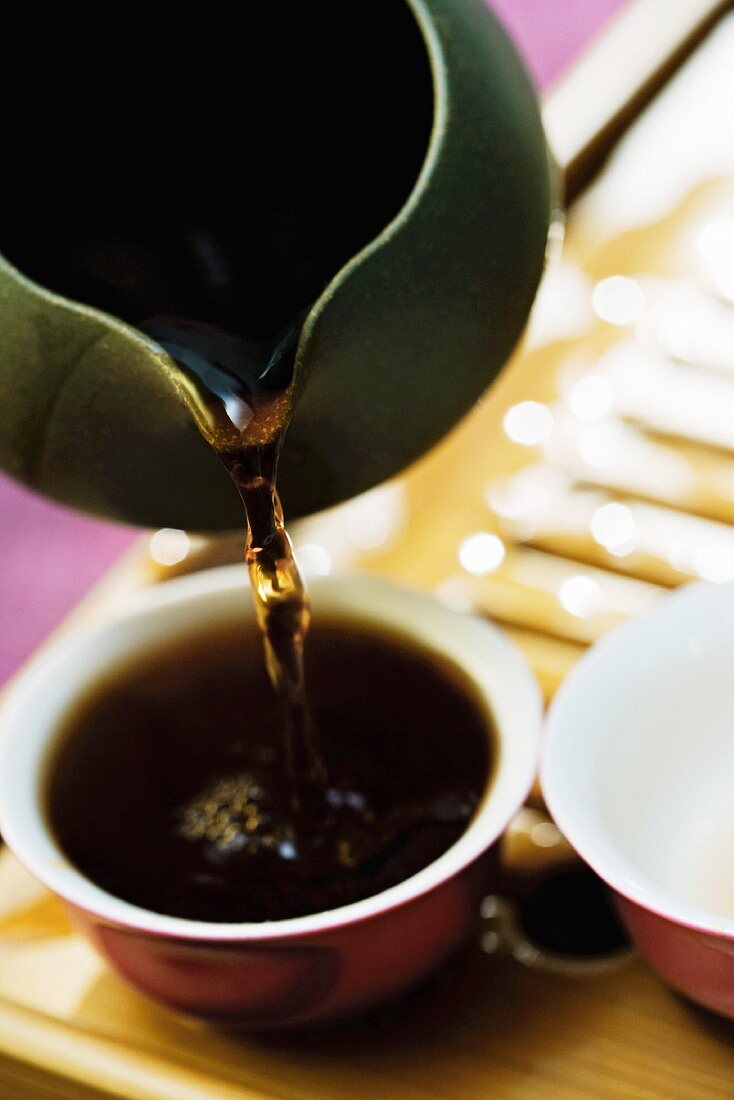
[{"x1": 0, "y1": 255, "x2": 244, "y2": 529}]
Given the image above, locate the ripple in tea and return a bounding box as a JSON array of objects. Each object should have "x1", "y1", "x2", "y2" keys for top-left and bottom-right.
[{"x1": 46, "y1": 621, "x2": 490, "y2": 922}]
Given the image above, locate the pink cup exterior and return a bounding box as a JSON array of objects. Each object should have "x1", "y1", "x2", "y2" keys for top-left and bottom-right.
[
  {"x1": 614, "y1": 895, "x2": 734, "y2": 1020},
  {"x1": 66, "y1": 852, "x2": 493, "y2": 1027}
]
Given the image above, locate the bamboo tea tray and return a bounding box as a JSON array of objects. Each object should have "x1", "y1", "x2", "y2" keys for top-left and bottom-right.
[{"x1": 3, "y1": 3, "x2": 734, "y2": 1096}]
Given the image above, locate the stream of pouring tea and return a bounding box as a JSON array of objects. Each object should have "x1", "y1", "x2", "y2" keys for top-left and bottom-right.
[
  {"x1": 144, "y1": 317, "x2": 326, "y2": 820},
  {"x1": 219, "y1": 440, "x2": 324, "y2": 806}
]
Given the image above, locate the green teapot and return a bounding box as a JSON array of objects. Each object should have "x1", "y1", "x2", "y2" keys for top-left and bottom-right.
[{"x1": 0, "y1": 1, "x2": 552, "y2": 530}]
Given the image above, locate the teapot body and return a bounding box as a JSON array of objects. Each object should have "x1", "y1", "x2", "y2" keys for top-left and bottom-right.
[{"x1": 0, "y1": 0, "x2": 553, "y2": 529}]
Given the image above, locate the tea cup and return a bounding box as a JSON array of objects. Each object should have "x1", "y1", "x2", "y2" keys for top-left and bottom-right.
[
  {"x1": 543, "y1": 581, "x2": 734, "y2": 1020},
  {"x1": 0, "y1": 567, "x2": 542, "y2": 1027}
]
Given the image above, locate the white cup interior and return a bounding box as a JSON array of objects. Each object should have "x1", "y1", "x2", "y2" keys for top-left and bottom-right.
[
  {"x1": 0, "y1": 566, "x2": 542, "y2": 941},
  {"x1": 543, "y1": 580, "x2": 734, "y2": 936}
]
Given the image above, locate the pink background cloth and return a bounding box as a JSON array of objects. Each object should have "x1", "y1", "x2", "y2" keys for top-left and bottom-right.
[{"x1": 0, "y1": 0, "x2": 628, "y2": 685}]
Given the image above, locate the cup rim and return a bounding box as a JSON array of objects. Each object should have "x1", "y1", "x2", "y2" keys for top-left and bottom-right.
[
  {"x1": 0, "y1": 566, "x2": 542, "y2": 942},
  {"x1": 542, "y1": 580, "x2": 734, "y2": 941}
]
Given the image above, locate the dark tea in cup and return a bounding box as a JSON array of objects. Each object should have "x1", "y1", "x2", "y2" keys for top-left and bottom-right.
[{"x1": 45, "y1": 615, "x2": 492, "y2": 924}]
